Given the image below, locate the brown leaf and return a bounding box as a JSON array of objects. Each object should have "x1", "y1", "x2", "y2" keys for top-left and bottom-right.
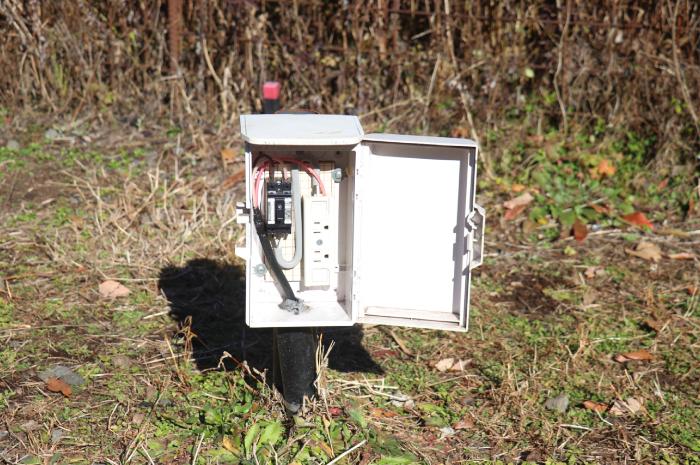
[
  {"x1": 614, "y1": 349, "x2": 653, "y2": 363},
  {"x1": 504, "y1": 203, "x2": 528, "y2": 221},
  {"x1": 622, "y1": 212, "x2": 654, "y2": 230},
  {"x1": 99, "y1": 280, "x2": 130, "y2": 298},
  {"x1": 220, "y1": 148, "x2": 237, "y2": 164},
  {"x1": 511, "y1": 183, "x2": 527, "y2": 193},
  {"x1": 370, "y1": 408, "x2": 398, "y2": 418},
  {"x1": 669, "y1": 252, "x2": 696, "y2": 260},
  {"x1": 610, "y1": 397, "x2": 644, "y2": 416},
  {"x1": 46, "y1": 377, "x2": 72, "y2": 397},
  {"x1": 625, "y1": 397, "x2": 644, "y2": 414},
  {"x1": 597, "y1": 159, "x2": 616, "y2": 177},
  {"x1": 503, "y1": 192, "x2": 534, "y2": 210},
  {"x1": 657, "y1": 178, "x2": 669, "y2": 191},
  {"x1": 453, "y1": 417, "x2": 474, "y2": 430},
  {"x1": 449, "y1": 359, "x2": 468, "y2": 372},
  {"x1": 643, "y1": 318, "x2": 664, "y2": 332},
  {"x1": 434, "y1": 357, "x2": 454, "y2": 372},
  {"x1": 625, "y1": 241, "x2": 662, "y2": 262},
  {"x1": 590, "y1": 204, "x2": 611, "y2": 215},
  {"x1": 573, "y1": 219, "x2": 588, "y2": 242},
  {"x1": 582, "y1": 400, "x2": 608, "y2": 413}
]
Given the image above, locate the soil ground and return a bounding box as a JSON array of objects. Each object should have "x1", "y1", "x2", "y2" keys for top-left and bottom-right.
[{"x1": 1, "y1": 120, "x2": 699, "y2": 464}]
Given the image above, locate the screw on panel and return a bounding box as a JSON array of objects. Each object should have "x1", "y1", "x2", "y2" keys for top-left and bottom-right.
[
  {"x1": 331, "y1": 168, "x2": 343, "y2": 183},
  {"x1": 254, "y1": 264, "x2": 266, "y2": 276}
]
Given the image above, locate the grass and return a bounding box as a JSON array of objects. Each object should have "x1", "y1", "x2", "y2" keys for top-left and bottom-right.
[{"x1": 0, "y1": 119, "x2": 699, "y2": 465}]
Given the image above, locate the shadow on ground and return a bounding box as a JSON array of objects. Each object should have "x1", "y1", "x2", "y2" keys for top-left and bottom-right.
[{"x1": 158, "y1": 258, "x2": 382, "y2": 376}]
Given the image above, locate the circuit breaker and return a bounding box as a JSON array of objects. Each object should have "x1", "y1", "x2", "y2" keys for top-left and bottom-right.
[{"x1": 236, "y1": 114, "x2": 485, "y2": 331}]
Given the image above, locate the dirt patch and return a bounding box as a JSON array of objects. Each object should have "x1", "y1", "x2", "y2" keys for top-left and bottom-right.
[{"x1": 499, "y1": 273, "x2": 570, "y2": 316}]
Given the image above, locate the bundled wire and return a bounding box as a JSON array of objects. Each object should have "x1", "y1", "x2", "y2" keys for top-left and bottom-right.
[{"x1": 252, "y1": 156, "x2": 327, "y2": 209}]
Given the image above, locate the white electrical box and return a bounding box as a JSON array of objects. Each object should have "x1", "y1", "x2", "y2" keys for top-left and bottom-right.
[{"x1": 236, "y1": 114, "x2": 485, "y2": 331}]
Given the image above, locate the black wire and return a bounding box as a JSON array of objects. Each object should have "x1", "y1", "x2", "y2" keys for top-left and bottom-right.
[{"x1": 252, "y1": 207, "x2": 298, "y2": 303}]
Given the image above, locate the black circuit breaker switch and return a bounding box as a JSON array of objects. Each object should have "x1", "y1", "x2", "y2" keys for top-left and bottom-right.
[{"x1": 266, "y1": 179, "x2": 293, "y2": 234}]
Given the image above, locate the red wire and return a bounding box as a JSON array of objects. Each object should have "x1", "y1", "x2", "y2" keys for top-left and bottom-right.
[{"x1": 252, "y1": 157, "x2": 327, "y2": 208}]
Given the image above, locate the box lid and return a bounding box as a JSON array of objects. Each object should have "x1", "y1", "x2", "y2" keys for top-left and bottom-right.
[
  {"x1": 240, "y1": 114, "x2": 364, "y2": 146},
  {"x1": 363, "y1": 133, "x2": 477, "y2": 148}
]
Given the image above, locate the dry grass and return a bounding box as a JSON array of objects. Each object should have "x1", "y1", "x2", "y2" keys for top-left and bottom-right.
[
  {"x1": 0, "y1": 115, "x2": 699, "y2": 464},
  {"x1": 1, "y1": 1, "x2": 698, "y2": 166}
]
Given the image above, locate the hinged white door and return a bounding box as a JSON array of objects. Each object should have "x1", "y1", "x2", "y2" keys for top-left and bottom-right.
[{"x1": 353, "y1": 134, "x2": 484, "y2": 331}]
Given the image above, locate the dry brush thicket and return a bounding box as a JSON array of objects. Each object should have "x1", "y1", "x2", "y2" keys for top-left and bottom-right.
[{"x1": 0, "y1": 0, "x2": 698, "y2": 158}]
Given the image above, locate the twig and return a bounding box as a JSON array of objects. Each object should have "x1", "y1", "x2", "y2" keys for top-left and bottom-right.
[
  {"x1": 559, "y1": 424, "x2": 592, "y2": 431},
  {"x1": 191, "y1": 432, "x2": 205, "y2": 465},
  {"x1": 554, "y1": 0, "x2": 571, "y2": 134},
  {"x1": 326, "y1": 439, "x2": 367, "y2": 465},
  {"x1": 669, "y1": 0, "x2": 700, "y2": 134}
]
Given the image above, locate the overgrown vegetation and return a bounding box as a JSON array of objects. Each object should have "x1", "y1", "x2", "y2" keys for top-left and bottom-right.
[
  {"x1": 1, "y1": 1, "x2": 699, "y2": 464},
  {"x1": 1, "y1": 1, "x2": 698, "y2": 162}
]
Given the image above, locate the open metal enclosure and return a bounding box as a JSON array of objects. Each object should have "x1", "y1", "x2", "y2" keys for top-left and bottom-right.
[{"x1": 236, "y1": 114, "x2": 485, "y2": 331}]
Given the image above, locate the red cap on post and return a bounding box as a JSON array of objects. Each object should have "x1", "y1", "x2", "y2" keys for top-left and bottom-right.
[{"x1": 262, "y1": 81, "x2": 281, "y2": 100}]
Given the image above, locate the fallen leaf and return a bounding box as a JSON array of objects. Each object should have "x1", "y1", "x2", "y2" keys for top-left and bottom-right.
[
  {"x1": 38, "y1": 365, "x2": 85, "y2": 386},
  {"x1": 46, "y1": 378, "x2": 72, "y2": 397},
  {"x1": 625, "y1": 397, "x2": 644, "y2": 414},
  {"x1": 434, "y1": 358, "x2": 454, "y2": 372},
  {"x1": 622, "y1": 212, "x2": 654, "y2": 230},
  {"x1": 657, "y1": 178, "x2": 669, "y2": 190},
  {"x1": 582, "y1": 400, "x2": 608, "y2": 413},
  {"x1": 503, "y1": 192, "x2": 534, "y2": 210},
  {"x1": 573, "y1": 219, "x2": 588, "y2": 242},
  {"x1": 669, "y1": 252, "x2": 696, "y2": 260},
  {"x1": 625, "y1": 241, "x2": 662, "y2": 262},
  {"x1": 453, "y1": 417, "x2": 474, "y2": 430},
  {"x1": 370, "y1": 408, "x2": 398, "y2": 418},
  {"x1": 511, "y1": 183, "x2": 527, "y2": 193},
  {"x1": 99, "y1": 280, "x2": 130, "y2": 298},
  {"x1": 614, "y1": 349, "x2": 653, "y2": 363},
  {"x1": 504, "y1": 203, "x2": 528, "y2": 221},
  {"x1": 643, "y1": 318, "x2": 664, "y2": 332},
  {"x1": 609, "y1": 397, "x2": 644, "y2": 416},
  {"x1": 544, "y1": 393, "x2": 569, "y2": 413},
  {"x1": 220, "y1": 148, "x2": 237, "y2": 164},
  {"x1": 449, "y1": 359, "x2": 468, "y2": 372},
  {"x1": 591, "y1": 204, "x2": 611, "y2": 214},
  {"x1": 597, "y1": 159, "x2": 616, "y2": 177}
]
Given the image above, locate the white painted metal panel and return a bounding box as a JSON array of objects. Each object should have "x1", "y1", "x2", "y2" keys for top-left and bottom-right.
[
  {"x1": 240, "y1": 114, "x2": 364, "y2": 146},
  {"x1": 355, "y1": 134, "x2": 479, "y2": 331}
]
